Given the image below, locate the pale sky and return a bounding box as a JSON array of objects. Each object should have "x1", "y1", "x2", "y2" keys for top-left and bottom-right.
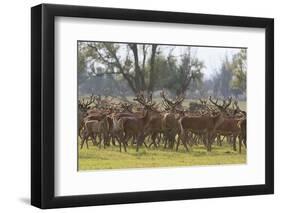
[
  {"x1": 158, "y1": 45, "x2": 242, "y2": 80},
  {"x1": 193, "y1": 47, "x2": 241, "y2": 79}
]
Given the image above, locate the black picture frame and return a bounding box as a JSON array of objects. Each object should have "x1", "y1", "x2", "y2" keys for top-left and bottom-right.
[{"x1": 31, "y1": 3, "x2": 274, "y2": 209}]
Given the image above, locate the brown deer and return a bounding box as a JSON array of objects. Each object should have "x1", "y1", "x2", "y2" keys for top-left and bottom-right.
[
  {"x1": 179, "y1": 96, "x2": 232, "y2": 151},
  {"x1": 78, "y1": 94, "x2": 96, "y2": 138},
  {"x1": 134, "y1": 92, "x2": 163, "y2": 149},
  {"x1": 160, "y1": 91, "x2": 185, "y2": 150},
  {"x1": 214, "y1": 101, "x2": 247, "y2": 153},
  {"x1": 112, "y1": 92, "x2": 160, "y2": 151},
  {"x1": 80, "y1": 115, "x2": 109, "y2": 149}
]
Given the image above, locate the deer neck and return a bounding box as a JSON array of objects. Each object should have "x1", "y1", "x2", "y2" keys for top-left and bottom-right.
[
  {"x1": 212, "y1": 113, "x2": 224, "y2": 130},
  {"x1": 141, "y1": 109, "x2": 151, "y2": 126}
]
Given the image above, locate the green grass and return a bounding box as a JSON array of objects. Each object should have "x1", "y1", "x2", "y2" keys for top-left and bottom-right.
[{"x1": 78, "y1": 140, "x2": 246, "y2": 171}]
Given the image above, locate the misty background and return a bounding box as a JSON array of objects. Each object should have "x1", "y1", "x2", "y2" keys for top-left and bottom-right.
[{"x1": 78, "y1": 41, "x2": 247, "y2": 101}]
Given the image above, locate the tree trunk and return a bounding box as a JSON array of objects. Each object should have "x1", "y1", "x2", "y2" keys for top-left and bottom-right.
[{"x1": 148, "y1": 44, "x2": 157, "y2": 93}]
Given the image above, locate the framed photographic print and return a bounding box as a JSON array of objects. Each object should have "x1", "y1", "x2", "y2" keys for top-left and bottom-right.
[{"x1": 31, "y1": 3, "x2": 274, "y2": 209}]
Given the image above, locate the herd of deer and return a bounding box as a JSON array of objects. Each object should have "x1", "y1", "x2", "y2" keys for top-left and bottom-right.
[{"x1": 78, "y1": 91, "x2": 247, "y2": 154}]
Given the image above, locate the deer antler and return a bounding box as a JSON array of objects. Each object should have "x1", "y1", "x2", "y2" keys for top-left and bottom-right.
[
  {"x1": 209, "y1": 96, "x2": 219, "y2": 106},
  {"x1": 174, "y1": 95, "x2": 184, "y2": 106},
  {"x1": 223, "y1": 97, "x2": 232, "y2": 110},
  {"x1": 78, "y1": 94, "x2": 96, "y2": 110},
  {"x1": 120, "y1": 102, "x2": 133, "y2": 112},
  {"x1": 160, "y1": 90, "x2": 184, "y2": 110},
  {"x1": 209, "y1": 96, "x2": 232, "y2": 111},
  {"x1": 160, "y1": 91, "x2": 173, "y2": 106},
  {"x1": 199, "y1": 99, "x2": 207, "y2": 105},
  {"x1": 134, "y1": 92, "x2": 155, "y2": 108}
]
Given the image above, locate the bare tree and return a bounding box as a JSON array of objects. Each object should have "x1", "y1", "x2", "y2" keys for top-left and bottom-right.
[
  {"x1": 85, "y1": 42, "x2": 158, "y2": 94},
  {"x1": 176, "y1": 47, "x2": 204, "y2": 96}
]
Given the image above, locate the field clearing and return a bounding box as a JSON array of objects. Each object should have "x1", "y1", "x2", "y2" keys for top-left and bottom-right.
[{"x1": 78, "y1": 140, "x2": 246, "y2": 170}]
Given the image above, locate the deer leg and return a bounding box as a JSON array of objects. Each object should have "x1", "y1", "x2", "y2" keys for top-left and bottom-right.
[
  {"x1": 200, "y1": 134, "x2": 205, "y2": 146},
  {"x1": 123, "y1": 141, "x2": 127, "y2": 152},
  {"x1": 86, "y1": 140, "x2": 89, "y2": 149},
  {"x1": 136, "y1": 134, "x2": 141, "y2": 152},
  {"x1": 130, "y1": 135, "x2": 134, "y2": 146},
  {"x1": 149, "y1": 133, "x2": 158, "y2": 148},
  {"x1": 103, "y1": 134, "x2": 106, "y2": 149},
  {"x1": 119, "y1": 140, "x2": 122, "y2": 152},
  {"x1": 156, "y1": 133, "x2": 162, "y2": 146},
  {"x1": 86, "y1": 138, "x2": 89, "y2": 149},
  {"x1": 171, "y1": 132, "x2": 177, "y2": 149},
  {"x1": 80, "y1": 138, "x2": 85, "y2": 149},
  {"x1": 111, "y1": 134, "x2": 116, "y2": 146},
  {"x1": 163, "y1": 134, "x2": 168, "y2": 149},
  {"x1": 142, "y1": 134, "x2": 148, "y2": 148},
  {"x1": 220, "y1": 135, "x2": 225, "y2": 146},
  {"x1": 117, "y1": 132, "x2": 123, "y2": 152},
  {"x1": 136, "y1": 133, "x2": 145, "y2": 152},
  {"x1": 208, "y1": 142, "x2": 211, "y2": 152},
  {"x1": 207, "y1": 133, "x2": 212, "y2": 152},
  {"x1": 78, "y1": 126, "x2": 82, "y2": 139},
  {"x1": 232, "y1": 135, "x2": 237, "y2": 151},
  {"x1": 216, "y1": 135, "x2": 219, "y2": 146},
  {"x1": 175, "y1": 134, "x2": 180, "y2": 151},
  {"x1": 123, "y1": 132, "x2": 129, "y2": 146},
  {"x1": 206, "y1": 136, "x2": 210, "y2": 152},
  {"x1": 189, "y1": 134, "x2": 193, "y2": 146},
  {"x1": 179, "y1": 130, "x2": 187, "y2": 150},
  {"x1": 148, "y1": 133, "x2": 154, "y2": 148},
  {"x1": 180, "y1": 131, "x2": 189, "y2": 152},
  {"x1": 103, "y1": 134, "x2": 107, "y2": 147},
  {"x1": 243, "y1": 136, "x2": 247, "y2": 149},
  {"x1": 98, "y1": 134, "x2": 102, "y2": 149},
  {"x1": 90, "y1": 134, "x2": 94, "y2": 145},
  {"x1": 202, "y1": 133, "x2": 207, "y2": 147},
  {"x1": 194, "y1": 134, "x2": 198, "y2": 146},
  {"x1": 80, "y1": 130, "x2": 87, "y2": 149},
  {"x1": 91, "y1": 133, "x2": 98, "y2": 145},
  {"x1": 195, "y1": 134, "x2": 199, "y2": 146},
  {"x1": 136, "y1": 143, "x2": 139, "y2": 152},
  {"x1": 154, "y1": 133, "x2": 159, "y2": 147},
  {"x1": 83, "y1": 132, "x2": 90, "y2": 149},
  {"x1": 90, "y1": 134, "x2": 94, "y2": 146},
  {"x1": 168, "y1": 132, "x2": 174, "y2": 149},
  {"x1": 238, "y1": 135, "x2": 242, "y2": 153},
  {"x1": 194, "y1": 134, "x2": 199, "y2": 146},
  {"x1": 182, "y1": 139, "x2": 189, "y2": 152}
]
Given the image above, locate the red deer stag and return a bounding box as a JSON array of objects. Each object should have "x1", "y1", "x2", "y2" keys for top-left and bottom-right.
[{"x1": 179, "y1": 96, "x2": 232, "y2": 152}]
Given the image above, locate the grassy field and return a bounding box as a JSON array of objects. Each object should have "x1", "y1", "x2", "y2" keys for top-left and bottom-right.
[{"x1": 78, "y1": 140, "x2": 246, "y2": 171}]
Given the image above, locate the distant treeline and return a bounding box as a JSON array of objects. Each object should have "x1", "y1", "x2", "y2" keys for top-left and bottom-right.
[{"x1": 78, "y1": 42, "x2": 246, "y2": 100}]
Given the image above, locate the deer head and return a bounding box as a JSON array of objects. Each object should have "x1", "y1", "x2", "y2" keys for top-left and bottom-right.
[
  {"x1": 120, "y1": 102, "x2": 133, "y2": 113},
  {"x1": 160, "y1": 90, "x2": 184, "y2": 111},
  {"x1": 209, "y1": 96, "x2": 232, "y2": 113},
  {"x1": 133, "y1": 91, "x2": 156, "y2": 110},
  {"x1": 78, "y1": 94, "x2": 96, "y2": 112}
]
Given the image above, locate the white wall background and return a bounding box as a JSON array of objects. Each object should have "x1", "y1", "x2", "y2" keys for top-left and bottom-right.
[{"x1": 0, "y1": 0, "x2": 279, "y2": 212}]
